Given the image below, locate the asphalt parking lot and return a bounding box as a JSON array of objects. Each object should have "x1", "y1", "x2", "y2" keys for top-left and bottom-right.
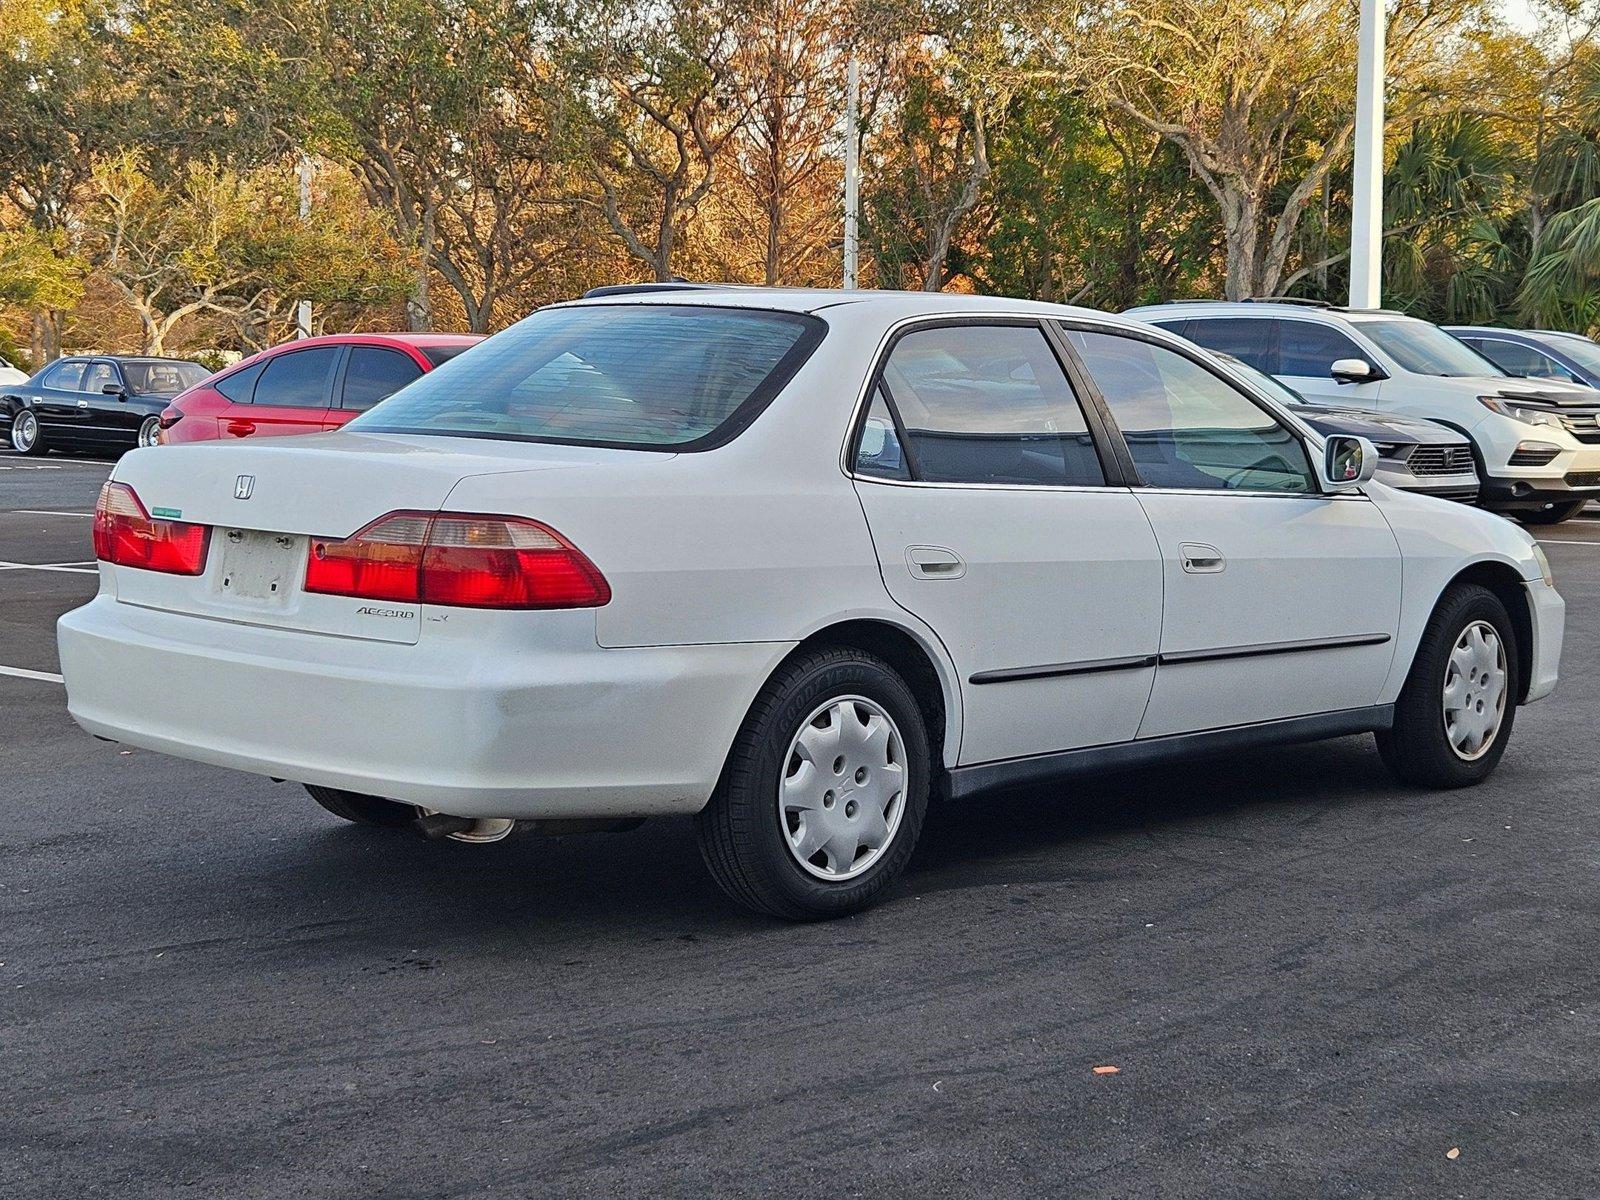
[{"x1": 3, "y1": 450, "x2": 1598, "y2": 1199}]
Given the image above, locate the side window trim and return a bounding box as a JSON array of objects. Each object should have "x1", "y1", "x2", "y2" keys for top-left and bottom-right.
[
  {"x1": 1050, "y1": 318, "x2": 1330, "y2": 499},
  {"x1": 847, "y1": 316, "x2": 1132, "y2": 489}
]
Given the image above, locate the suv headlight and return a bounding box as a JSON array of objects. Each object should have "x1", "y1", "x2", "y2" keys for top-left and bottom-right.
[{"x1": 1479, "y1": 395, "x2": 1562, "y2": 427}]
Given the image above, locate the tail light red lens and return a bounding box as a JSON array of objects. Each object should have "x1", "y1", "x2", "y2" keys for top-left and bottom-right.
[
  {"x1": 92, "y1": 482, "x2": 210, "y2": 575},
  {"x1": 305, "y1": 511, "x2": 610, "y2": 610},
  {"x1": 157, "y1": 405, "x2": 183, "y2": 429}
]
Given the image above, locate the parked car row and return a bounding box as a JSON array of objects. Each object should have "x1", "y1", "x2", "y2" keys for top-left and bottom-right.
[
  {"x1": 59, "y1": 286, "x2": 1565, "y2": 918},
  {"x1": 1, "y1": 334, "x2": 482, "y2": 456},
  {"x1": 1126, "y1": 300, "x2": 1600, "y2": 524}
]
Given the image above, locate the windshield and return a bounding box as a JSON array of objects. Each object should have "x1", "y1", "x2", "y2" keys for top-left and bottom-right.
[
  {"x1": 1360, "y1": 319, "x2": 1504, "y2": 377},
  {"x1": 350, "y1": 304, "x2": 825, "y2": 449},
  {"x1": 1542, "y1": 334, "x2": 1600, "y2": 379},
  {"x1": 125, "y1": 360, "x2": 208, "y2": 394}
]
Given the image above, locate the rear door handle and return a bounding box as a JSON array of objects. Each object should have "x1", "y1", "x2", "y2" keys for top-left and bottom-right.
[
  {"x1": 226, "y1": 420, "x2": 257, "y2": 437},
  {"x1": 907, "y1": 546, "x2": 966, "y2": 579},
  {"x1": 1179, "y1": 542, "x2": 1225, "y2": 573}
]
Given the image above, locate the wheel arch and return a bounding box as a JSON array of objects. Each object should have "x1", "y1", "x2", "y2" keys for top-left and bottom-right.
[
  {"x1": 776, "y1": 617, "x2": 962, "y2": 771},
  {"x1": 1438, "y1": 559, "x2": 1535, "y2": 702}
]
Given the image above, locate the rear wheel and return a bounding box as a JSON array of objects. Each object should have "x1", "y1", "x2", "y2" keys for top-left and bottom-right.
[
  {"x1": 1520, "y1": 499, "x2": 1587, "y2": 525},
  {"x1": 305, "y1": 783, "x2": 416, "y2": 828},
  {"x1": 1376, "y1": 584, "x2": 1518, "y2": 788},
  {"x1": 697, "y1": 647, "x2": 931, "y2": 920},
  {"x1": 9, "y1": 409, "x2": 45, "y2": 455}
]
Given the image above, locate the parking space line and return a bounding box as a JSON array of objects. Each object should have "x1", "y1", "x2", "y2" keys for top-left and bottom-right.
[
  {"x1": 0, "y1": 560, "x2": 98, "y2": 574},
  {"x1": 1539, "y1": 539, "x2": 1600, "y2": 548},
  {"x1": 0, "y1": 663, "x2": 64, "y2": 684},
  {"x1": 10, "y1": 509, "x2": 93, "y2": 517}
]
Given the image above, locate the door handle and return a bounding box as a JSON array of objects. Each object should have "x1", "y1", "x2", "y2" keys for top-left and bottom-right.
[
  {"x1": 907, "y1": 546, "x2": 966, "y2": 579},
  {"x1": 226, "y1": 420, "x2": 257, "y2": 437},
  {"x1": 1179, "y1": 542, "x2": 1225, "y2": 573}
]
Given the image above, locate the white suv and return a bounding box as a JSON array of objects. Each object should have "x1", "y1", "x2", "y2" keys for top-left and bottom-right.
[
  {"x1": 1126, "y1": 301, "x2": 1600, "y2": 523},
  {"x1": 58, "y1": 289, "x2": 1563, "y2": 918}
]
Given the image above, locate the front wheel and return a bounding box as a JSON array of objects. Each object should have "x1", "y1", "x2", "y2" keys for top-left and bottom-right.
[
  {"x1": 697, "y1": 647, "x2": 931, "y2": 920},
  {"x1": 1519, "y1": 499, "x2": 1588, "y2": 525},
  {"x1": 305, "y1": 783, "x2": 416, "y2": 828},
  {"x1": 136, "y1": 414, "x2": 162, "y2": 448},
  {"x1": 9, "y1": 408, "x2": 45, "y2": 455},
  {"x1": 1376, "y1": 584, "x2": 1518, "y2": 788}
]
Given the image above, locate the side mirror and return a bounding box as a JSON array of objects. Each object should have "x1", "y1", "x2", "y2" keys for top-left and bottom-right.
[
  {"x1": 1330, "y1": 357, "x2": 1377, "y2": 384},
  {"x1": 101, "y1": 382, "x2": 126, "y2": 397},
  {"x1": 1321, "y1": 434, "x2": 1379, "y2": 492}
]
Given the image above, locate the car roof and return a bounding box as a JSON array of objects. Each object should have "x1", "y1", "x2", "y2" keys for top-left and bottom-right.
[
  {"x1": 559, "y1": 284, "x2": 1157, "y2": 331},
  {"x1": 1123, "y1": 301, "x2": 1414, "y2": 324},
  {"x1": 57, "y1": 354, "x2": 204, "y2": 364},
  {"x1": 258, "y1": 332, "x2": 484, "y2": 351},
  {"x1": 1444, "y1": 325, "x2": 1593, "y2": 346}
]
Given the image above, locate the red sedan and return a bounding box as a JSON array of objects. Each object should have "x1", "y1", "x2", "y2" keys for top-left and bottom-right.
[{"x1": 160, "y1": 333, "x2": 483, "y2": 444}]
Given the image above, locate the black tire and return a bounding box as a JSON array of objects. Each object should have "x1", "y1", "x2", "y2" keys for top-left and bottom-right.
[
  {"x1": 305, "y1": 783, "x2": 416, "y2": 828},
  {"x1": 136, "y1": 414, "x2": 162, "y2": 449},
  {"x1": 1375, "y1": 584, "x2": 1518, "y2": 789},
  {"x1": 696, "y1": 647, "x2": 932, "y2": 920},
  {"x1": 1520, "y1": 499, "x2": 1588, "y2": 525}
]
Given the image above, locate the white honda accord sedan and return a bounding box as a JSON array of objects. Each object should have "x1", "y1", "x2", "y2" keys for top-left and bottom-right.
[{"x1": 59, "y1": 287, "x2": 1564, "y2": 918}]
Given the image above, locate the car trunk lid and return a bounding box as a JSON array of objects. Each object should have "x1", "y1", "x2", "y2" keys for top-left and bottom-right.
[{"x1": 105, "y1": 431, "x2": 660, "y2": 644}]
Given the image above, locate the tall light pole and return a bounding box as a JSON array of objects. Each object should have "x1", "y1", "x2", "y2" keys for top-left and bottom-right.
[
  {"x1": 842, "y1": 50, "x2": 860, "y2": 290},
  {"x1": 296, "y1": 154, "x2": 314, "y2": 338},
  {"x1": 1348, "y1": 0, "x2": 1384, "y2": 309}
]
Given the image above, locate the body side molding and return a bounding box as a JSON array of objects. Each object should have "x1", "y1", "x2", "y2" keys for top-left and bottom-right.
[{"x1": 948, "y1": 705, "x2": 1395, "y2": 800}]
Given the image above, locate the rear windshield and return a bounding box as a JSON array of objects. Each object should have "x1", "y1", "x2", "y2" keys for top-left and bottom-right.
[{"x1": 349, "y1": 305, "x2": 826, "y2": 450}]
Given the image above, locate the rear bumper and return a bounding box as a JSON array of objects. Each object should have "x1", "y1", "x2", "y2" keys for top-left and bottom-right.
[
  {"x1": 1523, "y1": 579, "x2": 1563, "y2": 704},
  {"x1": 58, "y1": 595, "x2": 789, "y2": 819}
]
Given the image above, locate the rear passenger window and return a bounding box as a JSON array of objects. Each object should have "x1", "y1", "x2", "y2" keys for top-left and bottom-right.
[
  {"x1": 1277, "y1": 321, "x2": 1364, "y2": 376},
  {"x1": 874, "y1": 325, "x2": 1104, "y2": 487},
  {"x1": 342, "y1": 347, "x2": 423, "y2": 411},
  {"x1": 252, "y1": 348, "x2": 340, "y2": 409},
  {"x1": 1177, "y1": 318, "x2": 1278, "y2": 373},
  {"x1": 1066, "y1": 329, "x2": 1315, "y2": 494},
  {"x1": 216, "y1": 361, "x2": 265, "y2": 403}
]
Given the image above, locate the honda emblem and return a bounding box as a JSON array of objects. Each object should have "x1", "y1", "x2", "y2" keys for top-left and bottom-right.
[{"x1": 234, "y1": 474, "x2": 255, "y2": 500}]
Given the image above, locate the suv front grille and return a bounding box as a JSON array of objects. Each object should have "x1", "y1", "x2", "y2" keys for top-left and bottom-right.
[
  {"x1": 1560, "y1": 411, "x2": 1600, "y2": 443},
  {"x1": 1407, "y1": 445, "x2": 1475, "y2": 476}
]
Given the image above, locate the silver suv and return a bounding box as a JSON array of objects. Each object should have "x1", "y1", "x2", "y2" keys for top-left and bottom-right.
[{"x1": 1127, "y1": 301, "x2": 1600, "y2": 523}]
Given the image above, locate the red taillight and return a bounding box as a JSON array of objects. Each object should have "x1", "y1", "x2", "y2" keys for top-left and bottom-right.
[
  {"x1": 92, "y1": 482, "x2": 210, "y2": 575},
  {"x1": 157, "y1": 405, "x2": 183, "y2": 429},
  {"x1": 304, "y1": 511, "x2": 431, "y2": 602},
  {"x1": 305, "y1": 511, "x2": 610, "y2": 610}
]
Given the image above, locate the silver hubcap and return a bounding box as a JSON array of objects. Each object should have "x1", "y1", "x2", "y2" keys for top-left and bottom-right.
[
  {"x1": 779, "y1": 695, "x2": 908, "y2": 881},
  {"x1": 1444, "y1": 620, "x2": 1508, "y2": 761},
  {"x1": 137, "y1": 416, "x2": 160, "y2": 447},
  {"x1": 12, "y1": 410, "x2": 37, "y2": 451}
]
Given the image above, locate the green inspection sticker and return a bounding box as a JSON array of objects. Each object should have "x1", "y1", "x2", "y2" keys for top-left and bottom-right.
[{"x1": 151, "y1": 507, "x2": 182, "y2": 519}]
